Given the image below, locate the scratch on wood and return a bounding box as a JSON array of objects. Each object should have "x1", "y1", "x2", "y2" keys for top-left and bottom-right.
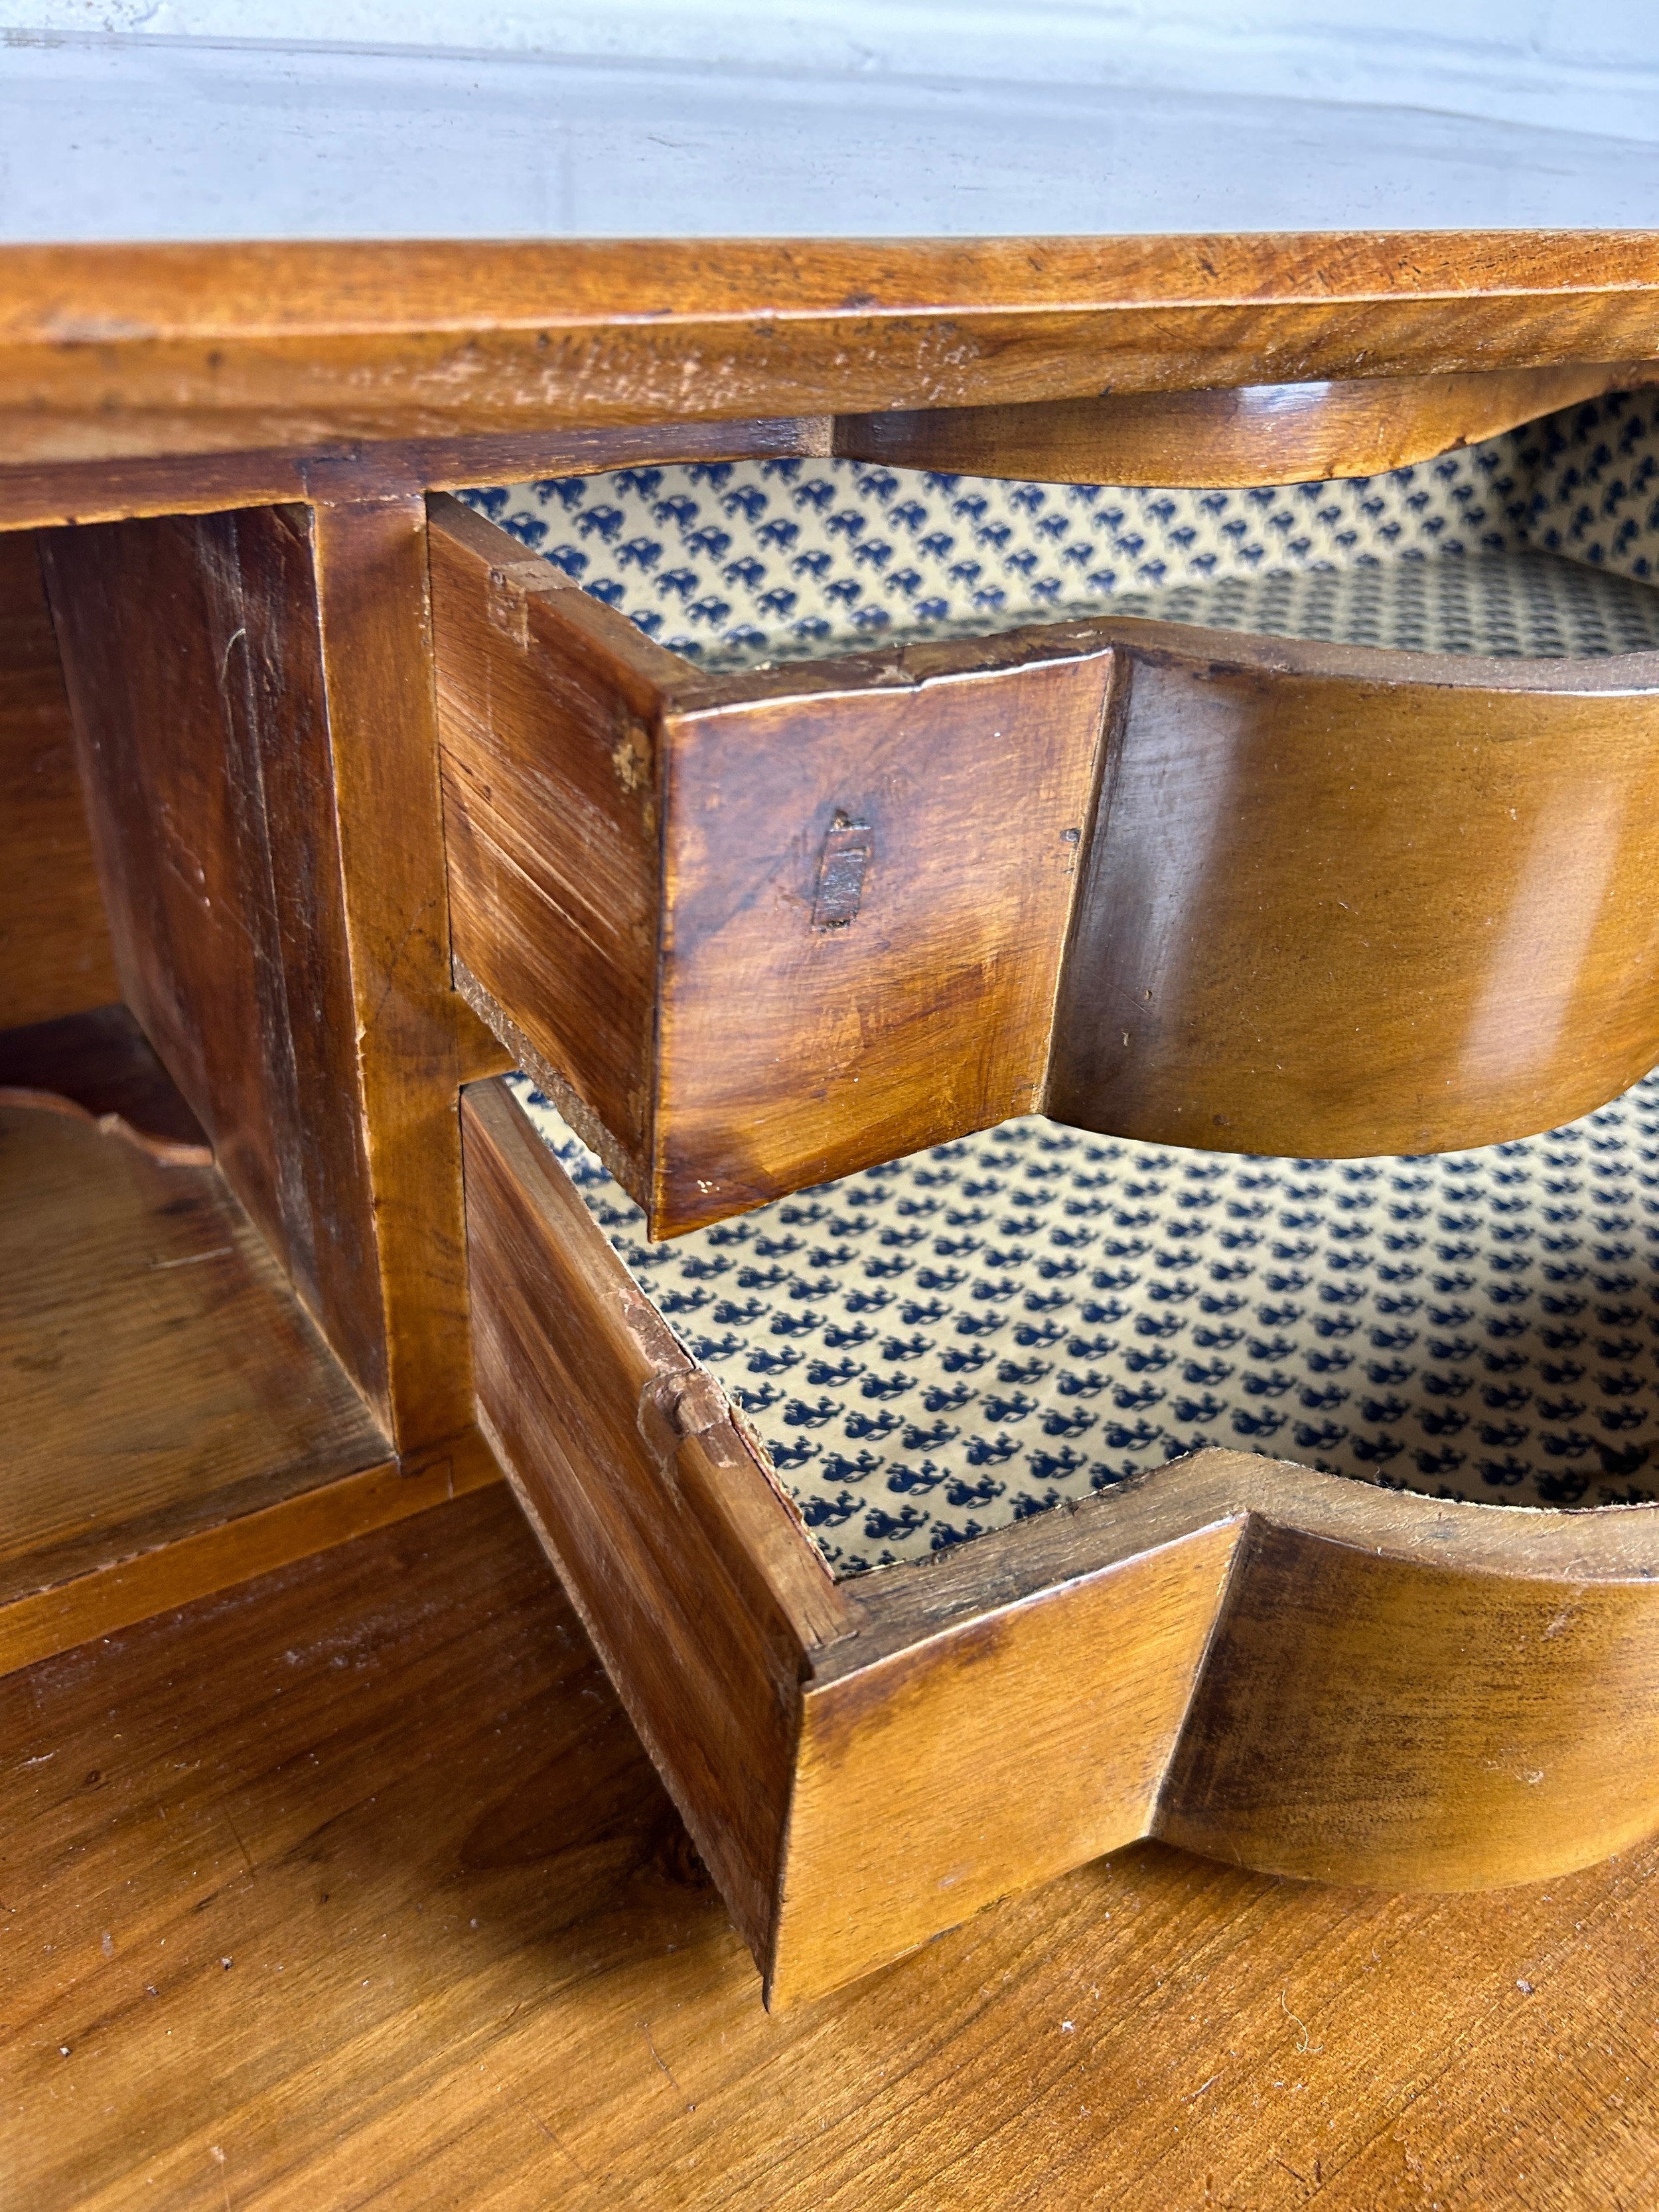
[
  {"x1": 149, "y1": 1245, "x2": 235, "y2": 1271},
  {"x1": 642, "y1": 2018, "x2": 696, "y2": 2112},
  {"x1": 532, "y1": 2106, "x2": 595, "y2": 2185},
  {"x1": 219, "y1": 1804, "x2": 255, "y2": 1880}
]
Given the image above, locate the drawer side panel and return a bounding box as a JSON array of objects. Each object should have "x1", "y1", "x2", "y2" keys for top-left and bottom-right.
[
  {"x1": 461, "y1": 1077, "x2": 809, "y2": 1966},
  {"x1": 433, "y1": 502, "x2": 665, "y2": 1189}
]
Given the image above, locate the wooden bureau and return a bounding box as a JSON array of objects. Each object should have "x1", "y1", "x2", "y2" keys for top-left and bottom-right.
[{"x1": 7, "y1": 52, "x2": 1659, "y2": 2081}]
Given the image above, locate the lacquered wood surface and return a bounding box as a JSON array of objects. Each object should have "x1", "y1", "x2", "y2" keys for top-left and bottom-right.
[
  {"x1": 7, "y1": 222, "x2": 1659, "y2": 2150},
  {"x1": 774, "y1": 1520, "x2": 1240, "y2": 2004},
  {"x1": 432, "y1": 500, "x2": 670, "y2": 1181},
  {"x1": 10, "y1": 1479, "x2": 1659, "y2": 2212},
  {"x1": 436, "y1": 494, "x2": 1659, "y2": 1208},
  {"x1": 308, "y1": 496, "x2": 485, "y2": 1456},
  {"x1": 3, "y1": 234, "x2": 1659, "y2": 474},
  {"x1": 1047, "y1": 623, "x2": 1659, "y2": 1157},
  {"x1": 461, "y1": 1079, "x2": 840, "y2": 1965},
  {"x1": 0, "y1": 529, "x2": 118, "y2": 1026},
  {"x1": 42, "y1": 508, "x2": 395, "y2": 1425},
  {"x1": 654, "y1": 654, "x2": 1113, "y2": 1229},
  {"x1": 433, "y1": 494, "x2": 1116, "y2": 1234},
  {"x1": 835, "y1": 361, "x2": 1650, "y2": 487},
  {"x1": 464, "y1": 1074, "x2": 1659, "y2": 2004},
  {"x1": 0, "y1": 1434, "x2": 500, "y2": 1684},
  {"x1": 0, "y1": 415, "x2": 833, "y2": 538},
  {"x1": 40, "y1": 502, "x2": 497, "y2": 1456}
]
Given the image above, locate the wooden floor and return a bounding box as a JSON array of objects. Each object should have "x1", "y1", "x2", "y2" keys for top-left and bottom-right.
[{"x1": 1, "y1": 1484, "x2": 1654, "y2": 2210}]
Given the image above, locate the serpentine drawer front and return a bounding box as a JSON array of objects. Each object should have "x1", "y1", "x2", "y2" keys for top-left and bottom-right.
[
  {"x1": 461, "y1": 1071, "x2": 1659, "y2": 2008},
  {"x1": 430, "y1": 447, "x2": 1659, "y2": 1240}
]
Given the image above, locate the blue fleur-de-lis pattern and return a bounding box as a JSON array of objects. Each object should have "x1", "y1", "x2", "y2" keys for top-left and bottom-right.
[
  {"x1": 461, "y1": 414, "x2": 1659, "y2": 670},
  {"x1": 511, "y1": 1072, "x2": 1659, "y2": 1578},
  {"x1": 1516, "y1": 388, "x2": 1659, "y2": 581}
]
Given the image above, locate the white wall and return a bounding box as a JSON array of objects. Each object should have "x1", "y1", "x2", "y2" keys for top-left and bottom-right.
[{"x1": 6, "y1": 0, "x2": 1659, "y2": 145}]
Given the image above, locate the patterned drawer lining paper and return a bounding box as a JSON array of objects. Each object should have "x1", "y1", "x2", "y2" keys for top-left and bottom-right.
[
  {"x1": 462, "y1": 392, "x2": 1659, "y2": 670},
  {"x1": 512, "y1": 1070, "x2": 1659, "y2": 1579}
]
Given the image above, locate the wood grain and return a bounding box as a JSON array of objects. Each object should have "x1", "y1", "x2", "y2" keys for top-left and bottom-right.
[
  {"x1": 652, "y1": 649, "x2": 1114, "y2": 1230},
  {"x1": 0, "y1": 1430, "x2": 500, "y2": 1682},
  {"x1": 772, "y1": 1518, "x2": 1239, "y2": 2004},
  {"x1": 0, "y1": 528, "x2": 118, "y2": 1027},
  {"x1": 1160, "y1": 1516, "x2": 1659, "y2": 1891},
  {"x1": 0, "y1": 1098, "x2": 394, "y2": 1657},
  {"x1": 835, "y1": 360, "x2": 1652, "y2": 486},
  {"x1": 3, "y1": 234, "x2": 1659, "y2": 469},
  {"x1": 432, "y1": 496, "x2": 672, "y2": 1183},
  {"x1": 463, "y1": 1074, "x2": 1659, "y2": 2005},
  {"x1": 803, "y1": 1449, "x2": 1659, "y2": 1996},
  {"x1": 432, "y1": 494, "x2": 1116, "y2": 1234},
  {"x1": 309, "y1": 497, "x2": 480, "y2": 1454},
  {"x1": 40, "y1": 507, "x2": 394, "y2": 1419},
  {"x1": 437, "y1": 494, "x2": 1659, "y2": 1197},
  {"x1": 1046, "y1": 621, "x2": 1659, "y2": 1156},
  {"x1": 462, "y1": 1078, "x2": 849, "y2": 1962},
  {"x1": 9, "y1": 1479, "x2": 1659, "y2": 2211},
  {"x1": 0, "y1": 415, "x2": 832, "y2": 535},
  {"x1": 42, "y1": 502, "x2": 488, "y2": 1454}
]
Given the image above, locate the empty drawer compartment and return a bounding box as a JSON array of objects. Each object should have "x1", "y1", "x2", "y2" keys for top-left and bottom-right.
[{"x1": 461, "y1": 1070, "x2": 1659, "y2": 2009}]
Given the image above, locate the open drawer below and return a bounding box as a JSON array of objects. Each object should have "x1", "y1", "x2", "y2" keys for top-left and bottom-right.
[{"x1": 462, "y1": 1074, "x2": 1659, "y2": 2007}]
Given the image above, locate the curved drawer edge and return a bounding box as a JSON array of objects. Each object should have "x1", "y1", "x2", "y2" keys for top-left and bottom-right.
[{"x1": 463, "y1": 1074, "x2": 1659, "y2": 2006}]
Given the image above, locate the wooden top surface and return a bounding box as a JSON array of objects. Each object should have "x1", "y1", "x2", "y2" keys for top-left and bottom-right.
[
  {"x1": 5, "y1": 229, "x2": 1659, "y2": 492},
  {"x1": 2, "y1": 43, "x2": 1657, "y2": 501},
  {"x1": 5, "y1": 232, "x2": 1655, "y2": 346},
  {"x1": 7, "y1": 1479, "x2": 1657, "y2": 2212},
  {"x1": 3, "y1": 36, "x2": 1659, "y2": 242}
]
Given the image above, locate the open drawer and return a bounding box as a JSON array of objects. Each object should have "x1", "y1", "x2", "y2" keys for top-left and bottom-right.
[
  {"x1": 463, "y1": 1069, "x2": 1659, "y2": 2008},
  {"x1": 432, "y1": 421, "x2": 1659, "y2": 1238}
]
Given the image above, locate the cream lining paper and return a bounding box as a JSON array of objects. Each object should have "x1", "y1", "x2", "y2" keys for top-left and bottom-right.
[{"x1": 472, "y1": 392, "x2": 1659, "y2": 1574}]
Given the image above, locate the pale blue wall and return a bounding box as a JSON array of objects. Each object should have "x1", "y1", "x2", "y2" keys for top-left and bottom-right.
[
  {"x1": 5, "y1": 0, "x2": 1653, "y2": 238},
  {"x1": 4, "y1": 1, "x2": 1659, "y2": 141}
]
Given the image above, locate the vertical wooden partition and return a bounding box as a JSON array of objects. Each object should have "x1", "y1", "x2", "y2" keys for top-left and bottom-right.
[
  {"x1": 0, "y1": 530, "x2": 118, "y2": 1029},
  {"x1": 39, "y1": 500, "x2": 491, "y2": 1457}
]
